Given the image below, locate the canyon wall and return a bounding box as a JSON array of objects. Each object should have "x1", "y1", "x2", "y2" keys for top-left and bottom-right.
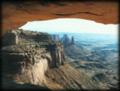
[{"x1": 2, "y1": 29, "x2": 65, "y2": 88}]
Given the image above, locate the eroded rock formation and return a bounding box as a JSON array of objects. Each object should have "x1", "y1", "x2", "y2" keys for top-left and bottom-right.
[
  {"x1": 2, "y1": 0, "x2": 118, "y2": 35},
  {"x1": 62, "y1": 34, "x2": 75, "y2": 47},
  {"x1": 2, "y1": 29, "x2": 65, "y2": 89},
  {"x1": 51, "y1": 34, "x2": 60, "y2": 42},
  {"x1": 2, "y1": 29, "x2": 115, "y2": 90},
  {"x1": 2, "y1": 30, "x2": 19, "y2": 46},
  {"x1": 47, "y1": 42, "x2": 65, "y2": 67}
]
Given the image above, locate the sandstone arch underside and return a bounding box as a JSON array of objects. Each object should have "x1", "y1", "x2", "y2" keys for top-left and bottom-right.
[{"x1": 2, "y1": 0, "x2": 118, "y2": 35}]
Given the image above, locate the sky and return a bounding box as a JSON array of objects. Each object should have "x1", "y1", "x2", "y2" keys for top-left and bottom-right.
[{"x1": 19, "y1": 18, "x2": 118, "y2": 36}]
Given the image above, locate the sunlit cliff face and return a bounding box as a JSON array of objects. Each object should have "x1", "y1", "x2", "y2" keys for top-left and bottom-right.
[{"x1": 19, "y1": 18, "x2": 118, "y2": 36}]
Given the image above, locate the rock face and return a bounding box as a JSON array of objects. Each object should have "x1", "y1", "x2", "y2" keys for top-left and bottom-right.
[
  {"x1": 2, "y1": 0, "x2": 118, "y2": 34},
  {"x1": 47, "y1": 42, "x2": 65, "y2": 67},
  {"x1": 2, "y1": 29, "x2": 65, "y2": 88},
  {"x1": 71, "y1": 36, "x2": 75, "y2": 45},
  {"x1": 2, "y1": 29, "x2": 114, "y2": 90},
  {"x1": 62, "y1": 34, "x2": 75, "y2": 47},
  {"x1": 2, "y1": 30, "x2": 19, "y2": 46}
]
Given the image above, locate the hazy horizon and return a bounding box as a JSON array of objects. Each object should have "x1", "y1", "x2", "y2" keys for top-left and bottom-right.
[{"x1": 19, "y1": 18, "x2": 118, "y2": 36}]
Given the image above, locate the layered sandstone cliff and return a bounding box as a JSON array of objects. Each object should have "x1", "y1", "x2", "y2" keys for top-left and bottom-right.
[
  {"x1": 2, "y1": 29, "x2": 65, "y2": 89},
  {"x1": 2, "y1": 29, "x2": 111, "y2": 90}
]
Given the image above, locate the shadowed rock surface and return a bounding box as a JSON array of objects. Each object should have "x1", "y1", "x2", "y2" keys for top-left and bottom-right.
[{"x1": 2, "y1": 0, "x2": 118, "y2": 35}]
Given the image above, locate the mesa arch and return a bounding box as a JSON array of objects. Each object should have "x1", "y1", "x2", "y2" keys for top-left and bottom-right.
[{"x1": 2, "y1": 0, "x2": 118, "y2": 35}]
